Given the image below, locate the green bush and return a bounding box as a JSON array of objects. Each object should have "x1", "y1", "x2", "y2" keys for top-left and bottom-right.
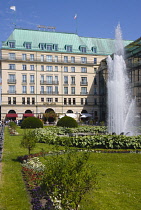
[
  {"x1": 21, "y1": 117, "x2": 43, "y2": 129},
  {"x1": 57, "y1": 116, "x2": 78, "y2": 128}
]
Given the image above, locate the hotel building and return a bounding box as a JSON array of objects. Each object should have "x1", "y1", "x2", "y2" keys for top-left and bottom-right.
[{"x1": 0, "y1": 28, "x2": 132, "y2": 121}]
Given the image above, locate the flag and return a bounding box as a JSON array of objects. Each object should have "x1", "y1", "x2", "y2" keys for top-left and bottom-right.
[
  {"x1": 10, "y1": 6, "x2": 16, "y2": 11},
  {"x1": 74, "y1": 14, "x2": 77, "y2": 19}
]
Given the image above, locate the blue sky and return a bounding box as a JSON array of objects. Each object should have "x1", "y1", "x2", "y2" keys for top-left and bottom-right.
[{"x1": 0, "y1": 0, "x2": 140, "y2": 44}]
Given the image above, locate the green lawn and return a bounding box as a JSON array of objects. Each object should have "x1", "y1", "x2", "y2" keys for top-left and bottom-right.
[{"x1": 0, "y1": 127, "x2": 141, "y2": 210}]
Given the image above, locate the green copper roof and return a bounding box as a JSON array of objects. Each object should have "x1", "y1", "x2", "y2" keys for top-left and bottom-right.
[{"x1": 2, "y1": 28, "x2": 133, "y2": 55}]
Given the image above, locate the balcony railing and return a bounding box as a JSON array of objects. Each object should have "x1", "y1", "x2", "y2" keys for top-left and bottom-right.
[
  {"x1": 40, "y1": 81, "x2": 59, "y2": 85},
  {"x1": 40, "y1": 91, "x2": 59, "y2": 95},
  {"x1": 7, "y1": 79, "x2": 16, "y2": 84},
  {"x1": 80, "y1": 82, "x2": 88, "y2": 86},
  {"x1": 1, "y1": 56, "x2": 95, "y2": 65}
]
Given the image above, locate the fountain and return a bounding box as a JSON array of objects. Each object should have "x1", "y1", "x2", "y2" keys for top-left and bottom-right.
[{"x1": 107, "y1": 24, "x2": 136, "y2": 135}]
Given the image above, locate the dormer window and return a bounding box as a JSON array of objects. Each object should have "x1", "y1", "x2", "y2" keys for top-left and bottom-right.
[
  {"x1": 9, "y1": 41, "x2": 15, "y2": 48},
  {"x1": 24, "y1": 42, "x2": 32, "y2": 49},
  {"x1": 46, "y1": 44, "x2": 53, "y2": 51},
  {"x1": 54, "y1": 44, "x2": 58, "y2": 51},
  {"x1": 92, "y1": 47, "x2": 97, "y2": 53},
  {"x1": 80, "y1": 46, "x2": 86, "y2": 53},
  {"x1": 66, "y1": 45, "x2": 72, "y2": 52},
  {"x1": 39, "y1": 43, "x2": 45, "y2": 50}
]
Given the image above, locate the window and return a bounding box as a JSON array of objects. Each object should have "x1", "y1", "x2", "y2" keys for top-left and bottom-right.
[
  {"x1": 64, "y1": 67, "x2": 68, "y2": 72},
  {"x1": 64, "y1": 98, "x2": 67, "y2": 105},
  {"x1": 30, "y1": 86, "x2": 34, "y2": 94},
  {"x1": 8, "y1": 97, "x2": 11, "y2": 105},
  {"x1": 9, "y1": 53, "x2": 15, "y2": 60},
  {"x1": 71, "y1": 56, "x2": 75, "y2": 63},
  {"x1": 32, "y1": 97, "x2": 35, "y2": 104},
  {"x1": 64, "y1": 87, "x2": 68, "y2": 94},
  {"x1": 64, "y1": 56, "x2": 68, "y2": 63},
  {"x1": 25, "y1": 42, "x2": 31, "y2": 49},
  {"x1": 46, "y1": 44, "x2": 52, "y2": 51},
  {"x1": 27, "y1": 97, "x2": 30, "y2": 104},
  {"x1": 40, "y1": 43, "x2": 45, "y2": 50},
  {"x1": 55, "y1": 98, "x2": 58, "y2": 102},
  {"x1": 81, "y1": 57, "x2": 87, "y2": 64},
  {"x1": 55, "y1": 76, "x2": 58, "y2": 84},
  {"x1": 81, "y1": 87, "x2": 87, "y2": 95},
  {"x1": 46, "y1": 76, "x2": 53, "y2": 84},
  {"x1": 30, "y1": 54, "x2": 34, "y2": 61},
  {"x1": 81, "y1": 77, "x2": 87, "y2": 85},
  {"x1": 30, "y1": 65, "x2": 34, "y2": 70},
  {"x1": 55, "y1": 66, "x2": 58, "y2": 72},
  {"x1": 81, "y1": 67, "x2": 87, "y2": 73},
  {"x1": 94, "y1": 58, "x2": 97, "y2": 64},
  {"x1": 54, "y1": 44, "x2": 58, "y2": 51},
  {"x1": 46, "y1": 86, "x2": 53, "y2": 94},
  {"x1": 46, "y1": 55, "x2": 52, "y2": 62},
  {"x1": 41, "y1": 65, "x2": 44, "y2": 71},
  {"x1": 41, "y1": 55, "x2": 44, "y2": 62},
  {"x1": 41, "y1": 75, "x2": 44, "y2": 83},
  {"x1": 9, "y1": 64, "x2": 15, "y2": 70},
  {"x1": 55, "y1": 86, "x2": 58, "y2": 94},
  {"x1": 80, "y1": 46, "x2": 86, "y2": 53},
  {"x1": 92, "y1": 47, "x2": 97, "y2": 53},
  {"x1": 81, "y1": 98, "x2": 83, "y2": 105},
  {"x1": 9, "y1": 41, "x2": 15, "y2": 48},
  {"x1": 73, "y1": 98, "x2": 76, "y2": 105},
  {"x1": 46, "y1": 66, "x2": 53, "y2": 71},
  {"x1": 22, "y1": 54, "x2": 26, "y2": 61},
  {"x1": 9, "y1": 85, "x2": 15, "y2": 93},
  {"x1": 30, "y1": 75, "x2": 34, "y2": 83},
  {"x1": 68, "y1": 98, "x2": 71, "y2": 105},
  {"x1": 22, "y1": 97, "x2": 25, "y2": 105},
  {"x1": 94, "y1": 98, "x2": 97, "y2": 105},
  {"x1": 71, "y1": 77, "x2": 75, "y2": 85},
  {"x1": 46, "y1": 98, "x2": 53, "y2": 103},
  {"x1": 22, "y1": 75, "x2": 27, "y2": 83},
  {"x1": 22, "y1": 86, "x2": 27, "y2": 94},
  {"x1": 95, "y1": 111, "x2": 98, "y2": 117},
  {"x1": 55, "y1": 56, "x2": 58, "y2": 62},
  {"x1": 71, "y1": 67, "x2": 75, "y2": 72},
  {"x1": 22, "y1": 65, "x2": 27, "y2": 70},
  {"x1": 94, "y1": 77, "x2": 97, "y2": 85},
  {"x1": 9, "y1": 74, "x2": 15, "y2": 83},
  {"x1": 71, "y1": 87, "x2": 75, "y2": 94},
  {"x1": 64, "y1": 76, "x2": 68, "y2": 84},
  {"x1": 41, "y1": 98, "x2": 44, "y2": 102},
  {"x1": 85, "y1": 98, "x2": 87, "y2": 105},
  {"x1": 94, "y1": 88, "x2": 97, "y2": 95},
  {"x1": 41, "y1": 86, "x2": 44, "y2": 94},
  {"x1": 66, "y1": 45, "x2": 72, "y2": 52},
  {"x1": 13, "y1": 97, "x2": 16, "y2": 105}
]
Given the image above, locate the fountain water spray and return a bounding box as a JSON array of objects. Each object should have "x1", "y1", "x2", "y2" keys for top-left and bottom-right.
[{"x1": 107, "y1": 24, "x2": 136, "y2": 135}]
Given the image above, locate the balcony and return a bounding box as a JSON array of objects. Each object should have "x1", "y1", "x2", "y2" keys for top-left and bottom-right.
[
  {"x1": 80, "y1": 82, "x2": 88, "y2": 86},
  {"x1": 7, "y1": 90, "x2": 16, "y2": 94},
  {"x1": 40, "y1": 81, "x2": 59, "y2": 85},
  {"x1": 40, "y1": 91, "x2": 59, "y2": 95},
  {"x1": 1, "y1": 56, "x2": 95, "y2": 66},
  {"x1": 80, "y1": 92, "x2": 88, "y2": 95},
  {"x1": 7, "y1": 79, "x2": 16, "y2": 84}
]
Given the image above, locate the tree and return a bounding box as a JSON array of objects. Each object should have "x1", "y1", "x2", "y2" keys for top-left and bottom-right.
[
  {"x1": 21, "y1": 130, "x2": 37, "y2": 155},
  {"x1": 41, "y1": 149, "x2": 96, "y2": 210}
]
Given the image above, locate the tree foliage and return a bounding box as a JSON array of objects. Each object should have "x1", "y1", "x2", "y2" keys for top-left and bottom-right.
[
  {"x1": 41, "y1": 149, "x2": 96, "y2": 210},
  {"x1": 21, "y1": 130, "x2": 37, "y2": 155}
]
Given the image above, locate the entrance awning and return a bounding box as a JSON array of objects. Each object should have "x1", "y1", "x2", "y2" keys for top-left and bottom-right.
[
  {"x1": 80, "y1": 113, "x2": 92, "y2": 118},
  {"x1": 23, "y1": 113, "x2": 34, "y2": 117},
  {"x1": 6, "y1": 113, "x2": 18, "y2": 118}
]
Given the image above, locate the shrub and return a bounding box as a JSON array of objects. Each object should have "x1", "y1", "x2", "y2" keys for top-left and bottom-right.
[
  {"x1": 21, "y1": 117, "x2": 43, "y2": 129},
  {"x1": 21, "y1": 130, "x2": 37, "y2": 155},
  {"x1": 57, "y1": 116, "x2": 78, "y2": 128}
]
